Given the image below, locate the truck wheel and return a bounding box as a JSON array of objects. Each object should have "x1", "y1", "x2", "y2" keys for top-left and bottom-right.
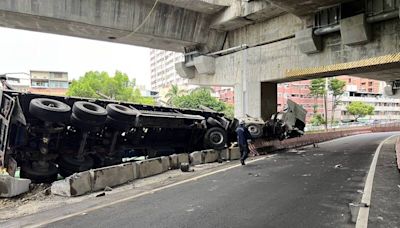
[
  {"x1": 72, "y1": 101, "x2": 107, "y2": 124},
  {"x1": 246, "y1": 124, "x2": 263, "y2": 138},
  {"x1": 203, "y1": 127, "x2": 227, "y2": 150},
  {"x1": 106, "y1": 104, "x2": 137, "y2": 122},
  {"x1": 29, "y1": 98, "x2": 71, "y2": 123},
  {"x1": 58, "y1": 154, "x2": 94, "y2": 177},
  {"x1": 20, "y1": 162, "x2": 58, "y2": 183}
]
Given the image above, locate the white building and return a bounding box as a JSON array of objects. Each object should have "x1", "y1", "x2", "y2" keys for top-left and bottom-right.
[
  {"x1": 339, "y1": 95, "x2": 400, "y2": 121},
  {"x1": 5, "y1": 72, "x2": 30, "y2": 92},
  {"x1": 150, "y1": 49, "x2": 187, "y2": 91}
]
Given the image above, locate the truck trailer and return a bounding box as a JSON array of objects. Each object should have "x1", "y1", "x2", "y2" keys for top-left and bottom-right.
[{"x1": 0, "y1": 77, "x2": 306, "y2": 183}]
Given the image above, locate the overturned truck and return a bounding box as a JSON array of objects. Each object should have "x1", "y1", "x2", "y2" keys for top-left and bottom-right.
[{"x1": 0, "y1": 83, "x2": 305, "y2": 183}]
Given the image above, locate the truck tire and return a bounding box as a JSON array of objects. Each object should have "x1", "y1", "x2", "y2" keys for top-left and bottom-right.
[
  {"x1": 72, "y1": 101, "x2": 107, "y2": 123},
  {"x1": 58, "y1": 154, "x2": 94, "y2": 177},
  {"x1": 203, "y1": 127, "x2": 227, "y2": 150},
  {"x1": 20, "y1": 162, "x2": 58, "y2": 183},
  {"x1": 72, "y1": 101, "x2": 107, "y2": 127},
  {"x1": 29, "y1": 98, "x2": 71, "y2": 123},
  {"x1": 246, "y1": 124, "x2": 263, "y2": 139},
  {"x1": 106, "y1": 104, "x2": 137, "y2": 122}
]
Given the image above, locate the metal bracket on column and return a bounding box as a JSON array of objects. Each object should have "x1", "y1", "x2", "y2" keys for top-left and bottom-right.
[{"x1": 295, "y1": 27, "x2": 322, "y2": 54}]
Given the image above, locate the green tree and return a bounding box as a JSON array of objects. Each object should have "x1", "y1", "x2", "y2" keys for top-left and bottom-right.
[
  {"x1": 309, "y1": 78, "x2": 327, "y2": 129},
  {"x1": 310, "y1": 113, "x2": 326, "y2": 126},
  {"x1": 67, "y1": 71, "x2": 155, "y2": 105},
  {"x1": 328, "y1": 78, "x2": 346, "y2": 125},
  {"x1": 346, "y1": 101, "x2": 374, "y2": 121},
  {"x1": 172, "y1": 87, "x2": 233, "y2": 118},
  {"x1": 165, "y1": 84, "x2": 183, "y2": 105}
]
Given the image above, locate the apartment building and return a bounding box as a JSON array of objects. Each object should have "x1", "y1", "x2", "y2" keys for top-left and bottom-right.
[
  {"x1": 150, "y1": 49, "x2": 186, "y2": 91},
  {"x1": 29, "y1": 70, "x2": 69, "y2": 96}
]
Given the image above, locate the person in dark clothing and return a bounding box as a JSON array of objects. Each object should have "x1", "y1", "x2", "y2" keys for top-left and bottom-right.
[{"x1": 235, "y1": 120, "x2": 253, "y2": 165}]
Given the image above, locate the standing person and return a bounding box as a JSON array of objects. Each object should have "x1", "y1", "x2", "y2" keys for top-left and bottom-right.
[{"x1": 236, "y1": 120, "x2": 253, "y2": 165}]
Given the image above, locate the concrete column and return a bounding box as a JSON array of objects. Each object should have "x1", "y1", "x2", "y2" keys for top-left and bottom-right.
[
  {"x1": 261, "y1": 82, "x2": 277, "y2": 120},
  {"x1": 234, "y1": 81, "x2": 277, "y2": 120}
]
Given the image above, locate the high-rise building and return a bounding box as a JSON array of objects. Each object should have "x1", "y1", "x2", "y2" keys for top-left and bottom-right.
[{"x1": 150, "y1": 49, "x2": 186, "y2": 91}]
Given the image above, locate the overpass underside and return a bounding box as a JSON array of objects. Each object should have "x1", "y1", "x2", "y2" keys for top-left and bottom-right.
[{"x1": 0, "y1": 0, "x2": 399, "y2": 120}]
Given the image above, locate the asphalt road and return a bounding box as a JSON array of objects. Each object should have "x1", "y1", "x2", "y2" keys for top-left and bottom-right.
[{"x1": 45, "y1": 132, "x2": 396, "y2": 228}]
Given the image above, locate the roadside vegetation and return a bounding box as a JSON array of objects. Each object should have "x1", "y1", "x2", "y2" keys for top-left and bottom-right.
[
  {"x1": 309, "y1": 78, "x2": 346, "y2": 128},
  {"x1": 67, "y1": 71, "x2": 155, "y2": 105},
  {"x1": 166, "y1": 86, "x2": 234, "y2": 119}
]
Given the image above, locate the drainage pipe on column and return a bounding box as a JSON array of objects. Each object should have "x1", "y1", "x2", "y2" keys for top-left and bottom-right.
[{"x1": 314, "y1": 10, "x2": 399, "y2": 36}]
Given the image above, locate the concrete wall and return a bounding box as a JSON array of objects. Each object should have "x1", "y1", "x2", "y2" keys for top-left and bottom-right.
[{"x1": 189, "y1": 16, "x2": 400, "y2": 118}]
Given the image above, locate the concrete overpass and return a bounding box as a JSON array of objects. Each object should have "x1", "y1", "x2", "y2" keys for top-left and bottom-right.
[{"x1": 0, "y1": 0, "x2": 399, "y2": 119}]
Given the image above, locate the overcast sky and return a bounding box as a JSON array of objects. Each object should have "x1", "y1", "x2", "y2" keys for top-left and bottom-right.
[{"x1": 0, "y1": 27, "x2": 152, "y2": 88}]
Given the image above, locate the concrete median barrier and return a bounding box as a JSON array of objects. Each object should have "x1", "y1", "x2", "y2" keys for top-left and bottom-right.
[
  {"x1": 202, "y1": 149, "x2": 219, "y2": 163},
  {"x1": 169, "y1": 154, "x2": 179, "y2": 169},
  {"x1": 218, "y1": 149, "x2": 229, "y2": 160},
  {"x1": 396, "y1": 137, "x2": 400, "y2": 171},
  {"x1": 0, "y1": 175, "x2": 31, "y2": 198},
  {"x1": 51, "y1": 171, "x2": 92, "y2": 197},
  {"x1": 161, "y1": 156, "x2": 170, "y2": 172},
  {"x1": 91, "y1": 163, "x2": 138, "y2": 192},
  {"x1": 177, "y1": 153, "x2": 189, "y2": 165},
  {"x1": 190, "y1": 151, "x2": 203, "y2": 165},
  {"x1": 137, "y1": 157, "x2": 164, "y2": 178},
  {"x1": 229, "y1": 147, "x2": 241, "y2": 160}
]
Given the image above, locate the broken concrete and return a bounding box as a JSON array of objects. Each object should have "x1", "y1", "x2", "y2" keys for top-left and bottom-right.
[
  {"x1": 202, "y1": 149, "x2": 219, "y2": 163},
  {"x1": 91, "y1": 163, "x2": 137, "y2": 192},
  {"x1": 51, "y1": 171, "x2": 91, "y2": 197},
  {"x1": 0, "y1": 175, "x2": 31, "y2": 198},
  {"x1": 229, "y1": 147, "x2": 241, "y2": 160},
  {"x1": 137, "y1": 158, "x2": 164, "y2": 178},
  {"x1": 190, "y1": 151, "x2": 203, "y2": 165}
]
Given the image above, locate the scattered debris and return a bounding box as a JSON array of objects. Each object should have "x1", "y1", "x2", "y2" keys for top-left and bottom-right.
[
  {"x1": 349, "y1": 203, "x2": 368, "y2": 223},
  {"x1": 357, "y1": 189, "x2": 363, "y2": 194},
  {"x1": 180, "y1": 163, "x2": 193, "y2": 172},
  {"x1": 96, "y1": 192, "x2": 105, "y2": 197},
  {"x1": 334, "y1": 164, "x2": 343, "y2": 169},
  {"x1": 302, "y1": 174, "x2": 311, "y2": 177},
  {"x1": 104, "y1": 186, "x2": 113, "y2": 192}
]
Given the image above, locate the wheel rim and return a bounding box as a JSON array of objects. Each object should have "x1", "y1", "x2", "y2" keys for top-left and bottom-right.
[
  {"x1": 248, "y1": 125, "x2": 260, "y2": 135},
  {"x1": 210, "y1": 131, "x2": 224, "y2": 145}
]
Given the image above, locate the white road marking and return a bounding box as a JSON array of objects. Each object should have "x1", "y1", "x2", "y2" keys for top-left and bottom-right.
[
  {"x1": 355, "y1": 134, "x2": 399, "y2": 228},
  {"x1": 27, "y1": 156, "x2": 267, "y2": 228}
]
